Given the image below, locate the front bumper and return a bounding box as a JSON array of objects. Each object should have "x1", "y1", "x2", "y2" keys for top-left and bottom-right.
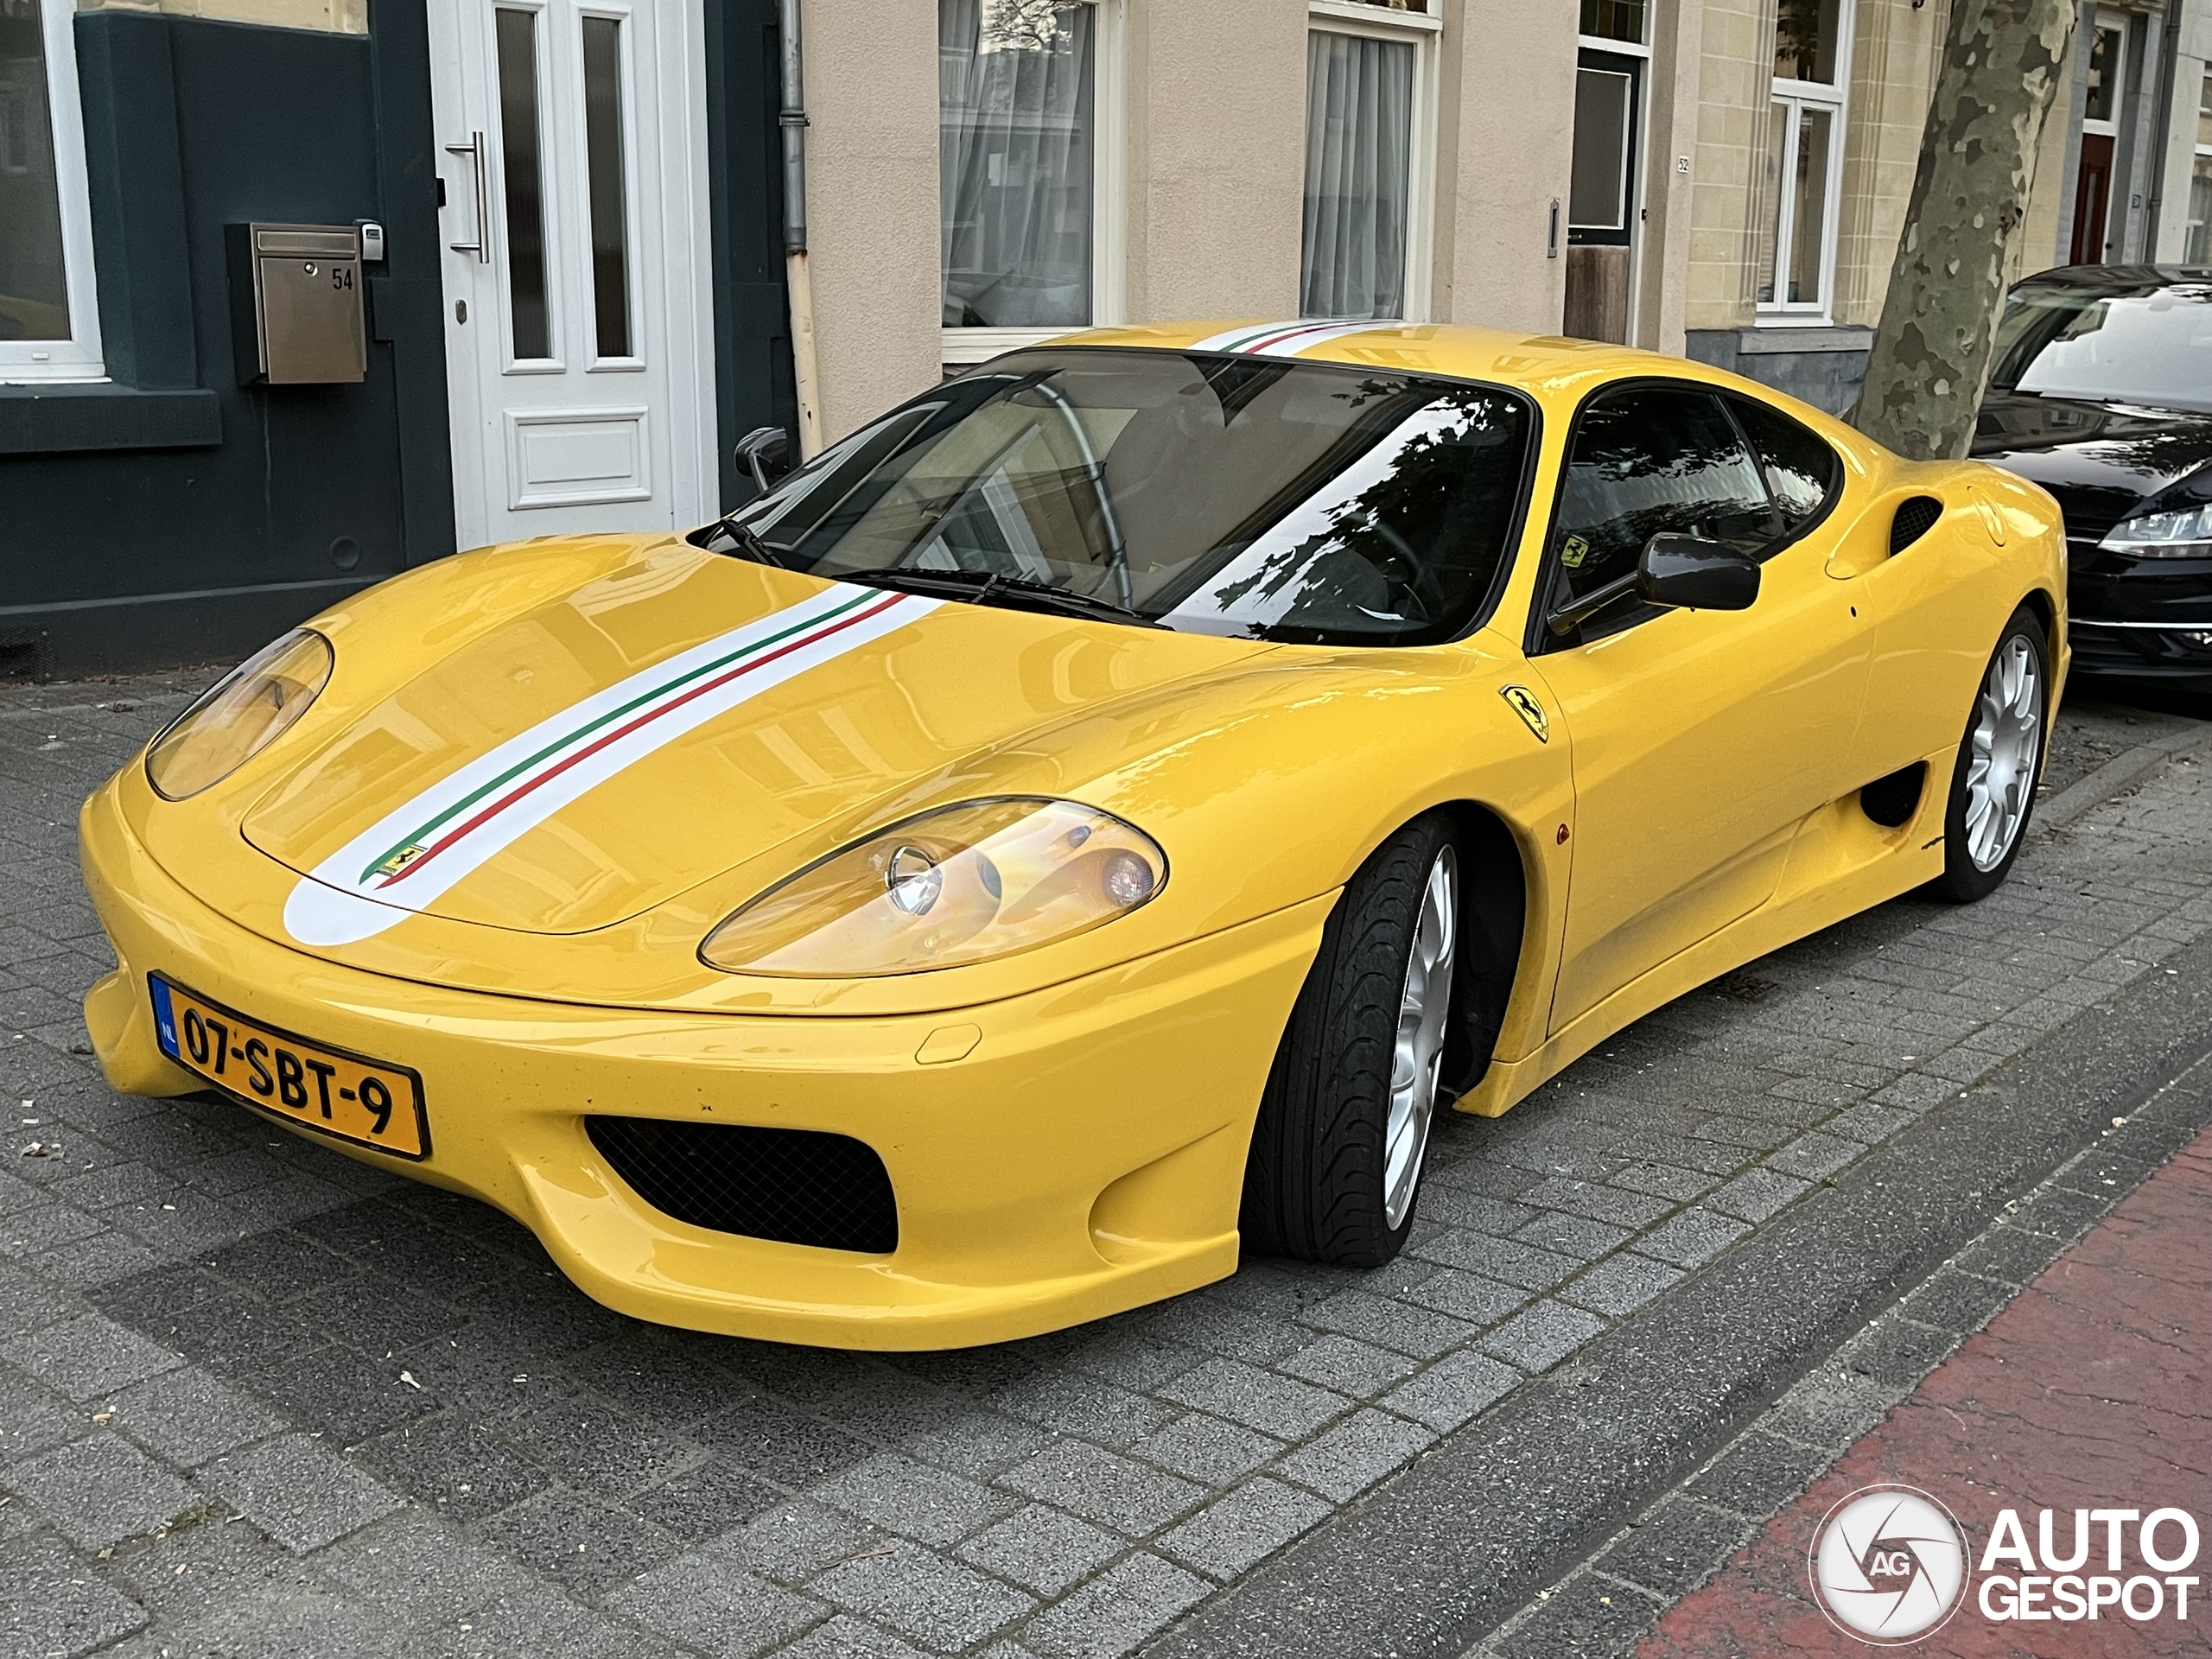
[
  {"x1": 2066, "y1": 618, "x2": 2212, "y2": 685},
  {"x1": 79, "y1": 781, "x2": 1329, "y2": 1349}
]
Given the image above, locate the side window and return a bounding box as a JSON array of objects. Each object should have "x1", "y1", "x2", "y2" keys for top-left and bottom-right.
[
  {"x1": 1547, "y1": 385, "x2": 1779, "y2": 640},
  {"x1": 1729, "y1": 396, "x2": 1842, "y2": 530}
]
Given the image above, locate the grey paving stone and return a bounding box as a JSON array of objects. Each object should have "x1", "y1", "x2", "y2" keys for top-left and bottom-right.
[
  {"x1": 605, "y1": 1553, "x2": 824, "y2": 1659},
  {"x1": 1127, "y1": 1413, "x2": 1284, "y2": 1485},
  {"x1": 1019, "y1": 1553, "x2": 1210, "y2": 1659},
  {"x1": 0, "y1": 1310, "x2": 179, "y2": 1403},
  {"x1": 780, "y1": 1615, "x2": 931, "y2": 1659},
  {"x1": 107, "y1": 1365, "x2": 285, "y2": 1468},
  {"x1": 1511, "y1": 1211, "x2": 1634, "y2": 1261},
  {"x1": 3, "y1": 1431, "x2": 201, "y2": 1550},
  {"x1": 0, "y1": 1529, "x2": 149, "y2": 1658},
  {"x1": 1297, "y1": 1289, "x2": 1476, "y2": 1360},
  {"x1": 811, "y1": 1451, "x2": 1020, "y2": 1548},
  {"x1": 1593, "y1": 1496, "x2": 1758, "y2": 1598},
  {"x1": 721, "y1": 1500, "x2": 887, "y2": 1586},
  {"x1": 1684, "y1": 1428, "x2": 1833, "y2": 1516},
  {"x1": 1381, "y1": 1349, "x2": 1522, "y2": 1434},
  {"x1": 811, "y1": 1540, "x2": 1035, "y2": 1653},
  {"x1": 955, "y1": 1503, "x2": 1125, "y2": 1596},
  {"x1": 999, "y1": 1440, "x2": 1206, "y2": 1536},
  {"x1": 479, "y1": 1488, "x2": 684, "y2": 1595},
  {"x1": 1158, "y1": 1358, "x2": 1350, "y2": 1440},
  {"x1": 199, "y1": 1433, "x2": 404, "y2": 1554},
  {"x1": 1157, "y1": 1478, "x2": 1332, "y2": 1580},
  {"x1": 1397, "y1": 1267, "x2": 1529, "y2": 1325},
  {"x1": 1478, "y1": 1300, "x2": 1608, "y2": 1373},
  {"x1": 425, "y1": 1587, "x2": 682, "y2": 1659},
  {"x1": 0, "y1": 1363, "x2": 83, "y2": 1463},
  {"x1": 1605, "y1": 1161, "x2": 1716, "y2": 1203},
  {"x1": 1409, "y1": 1231, "x2": 1580, "y2": 1291},
  {"x1": 318, "y1": 1509, "x2": 540, "y2": 1630},
  {"x1": 897, "y1": 1413, "x2": 1055, "y2": 1482},
  {"x1": 1489, "y1": 1569, "x2": 1662, "y2": 1659},
  {"x1": 1273, "y1": 1408, "x2": 1436, "y2": 1503},
  {"x1": 1274, "y1": 1333, "x2": 1420, "y2": 1399},
  {"x1": 1558, "y1": 1254, "x2": 1686, "y2": 1319},
  {"x1": 632, "y1": 1456, "x2": 783, "y2": 1543},
  {"x1": 1634, "y1": 1208, "x2": 1753, "y2": 1269},
  {"x1": 1765, "y1": 1129, "x2": 1866, "y2": 1182}
]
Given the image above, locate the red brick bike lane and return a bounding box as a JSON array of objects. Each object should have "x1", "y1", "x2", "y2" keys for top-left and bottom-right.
[{"x1": 1640, "y1": 1130, "x2": 2212, "y2": 1658}]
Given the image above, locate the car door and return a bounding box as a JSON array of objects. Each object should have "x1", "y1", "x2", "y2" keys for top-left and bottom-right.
[{"x1": 1533, "y1": 381, "x2": 1870, "y2": 1034}]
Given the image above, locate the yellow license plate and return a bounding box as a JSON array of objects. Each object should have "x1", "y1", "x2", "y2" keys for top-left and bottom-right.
[{"x1": 149, "y1": 976, "x2": 429, "y2": 1159}]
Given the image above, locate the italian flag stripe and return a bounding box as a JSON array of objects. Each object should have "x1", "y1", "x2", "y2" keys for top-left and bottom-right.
[{"x1": 360, "y1": 586, "x2": 899, "y2": 887}]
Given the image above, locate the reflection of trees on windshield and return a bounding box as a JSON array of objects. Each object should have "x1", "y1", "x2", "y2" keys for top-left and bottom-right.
[
  {"x1": 1977, "y1": 397, "x2": 2212, "y2": 482},
  {"x1": 1989, "y1": 283, "x2": 2212, "y2": 412},
  {"x1": 1194, "y1": 385, "x2": 1527, "y2": 635}
]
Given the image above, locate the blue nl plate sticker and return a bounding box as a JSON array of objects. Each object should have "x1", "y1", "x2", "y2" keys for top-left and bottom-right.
[{"x1": 150, "y1": 977, "x2": 181, "y2": 1061}]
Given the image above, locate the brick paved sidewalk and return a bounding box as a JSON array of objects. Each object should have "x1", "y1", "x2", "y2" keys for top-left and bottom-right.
[
  {"x1": 1, "y1": 674, "x2": 2209, "y2": 1659},
  {"x1": 1639, "y1": 1125, "x2": 2212, "y2": 1658}
]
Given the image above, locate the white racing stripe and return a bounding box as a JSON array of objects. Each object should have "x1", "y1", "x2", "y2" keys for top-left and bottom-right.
[{"x1": 283, "y1": 582, "x2": 938, "y2": 946}]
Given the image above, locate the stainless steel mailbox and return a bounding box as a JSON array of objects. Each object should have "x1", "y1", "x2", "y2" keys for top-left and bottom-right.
[{"x1": 226, "y1": 223, "x2": 366, "y2": 385}]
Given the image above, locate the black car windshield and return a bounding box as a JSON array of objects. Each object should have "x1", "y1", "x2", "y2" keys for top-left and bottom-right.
[
  {"x1": 1989, "y1": 281, "x2": 2212, "y2": 413},
  {"x1": 703, "y1": 350, "x2": 1535, "y2": 645}
]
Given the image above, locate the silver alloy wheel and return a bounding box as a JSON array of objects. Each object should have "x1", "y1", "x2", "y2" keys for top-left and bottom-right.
[
  {"x1": 1964, "y1": 635, "x2": 2043, "y2": 872},
  {"x1": 1383, "y1": 845, "x2": 1458, "y2": 1230}
]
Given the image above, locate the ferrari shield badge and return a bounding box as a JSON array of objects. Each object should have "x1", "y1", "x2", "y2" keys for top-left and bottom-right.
[{"x1": 1501, "y1": 685, "x2": 1549, "y2": 744}]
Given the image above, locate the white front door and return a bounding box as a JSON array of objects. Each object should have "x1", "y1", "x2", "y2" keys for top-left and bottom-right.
[{"x1": 429, "y1": 0, "x2": 715, "y2": 551}]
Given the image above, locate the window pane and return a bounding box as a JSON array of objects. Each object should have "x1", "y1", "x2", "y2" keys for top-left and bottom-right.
[
  {"x1": 2195, "y1": 69, "x2": 2210, "y2": 146},
  {"x1": 1756, "y1": 102, "x2": 1788, "y2": 305},
  {"x1": 2188, "y1": 157, "x2": 2212, "y2": 266},
  {"x1": 1301, "y1": 30, "x2": 1414, "y2": 321},
  {"x1": 494, "y1": 6, "x2": 551, "y2": 360},
  {"x1": 1787, "y1": 104, "x2": 1833, "y2": 305},
  {"x1": 0, "y1": 3, "x2": 71, "y2": 343},
  {"x1": 939, "y1": 0, "x2": 1095, "y2": 329},
  {"x1": 1578, "y1": 0, "x2": 1645, "y2": 46},
  {"x1": 1773, "y1": 0, "x2": 1841, "y2": 84},
  {"x1": 1569, "y1": 68, "x2": 1632, "y2": 231},
  {"x1": 1552, "y1": 387, "x2": 1779, "y2": 634},
  {"x1": 581, "y1": 15, "x2": 631, "y2": 359},
  {"x1": 2085, "y1": 25, "x2": 2122, "y2": 124},
  {"x1": 1730, "y1": 396, "x2": 1840, "y2": 527}
]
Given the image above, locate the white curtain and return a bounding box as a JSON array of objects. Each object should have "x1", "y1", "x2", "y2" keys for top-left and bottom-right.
[
  {"x1": 1301, "y1": 31, "x2": 1414, "y2": 321},
  {"x1": 940, "y1": 0, "x2": 1095, "y2": 328}
]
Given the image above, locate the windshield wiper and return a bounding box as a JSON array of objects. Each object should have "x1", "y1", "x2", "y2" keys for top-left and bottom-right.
[
  {"x1": 830, "y1": 567, "x2": 1164, "y2": 628},
  {"x1": 697, "y1": 514, "x2": 790, "y2": 569}
]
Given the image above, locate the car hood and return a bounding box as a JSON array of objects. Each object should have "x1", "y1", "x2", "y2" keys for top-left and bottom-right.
[
  {"x1": 239, "y1": 543, "x2": 1272, "y2": 940},
  {"x1": 1973, "y1": 391, "x2": 2212, "y2": 542}
]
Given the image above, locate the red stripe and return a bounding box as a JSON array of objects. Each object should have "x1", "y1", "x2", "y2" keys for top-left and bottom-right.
[
  {"x1": 376, "y1": 590, "x2": 910, "y2": 892},
  {"x1": 1241, "y1": 323, "x2": 1340, "y2": 354}
]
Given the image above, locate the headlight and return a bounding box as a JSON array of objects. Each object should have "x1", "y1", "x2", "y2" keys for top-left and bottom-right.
[
  {"x1": 145, "y1": 629, "x2": 333, "y2": 800},
  {"x1": 700, "y1": 798, "x2": 1167, "y2": 977},
  {"x1": 2099, "y1": 503, "x2": 2212, "y2": 559}
]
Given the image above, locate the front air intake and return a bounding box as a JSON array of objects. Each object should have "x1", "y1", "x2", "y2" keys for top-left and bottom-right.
[
  {"x1": 587, "y1": 1117, "x2": 898, "y2": 1254},
  {"x1": 1890, "y1": 496, "x2": 1944, "y2": 554}
]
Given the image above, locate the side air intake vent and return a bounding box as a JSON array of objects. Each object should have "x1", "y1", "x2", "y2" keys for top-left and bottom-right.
[
  {"x1": 1890, "y1": 495, "x2": 1943, "y2": 554},
  {"x1": 587, "y1": 1117, "x2": 898, "y2": 1254}
]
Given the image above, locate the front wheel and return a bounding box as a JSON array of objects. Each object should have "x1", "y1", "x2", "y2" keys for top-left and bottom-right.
[
  {"x1": 1931, "y1": 607, "x2": 2048, "y2": 904},
  {"x1": 1240, "y1": 817, "x2": 1459, "y2": 1268}
]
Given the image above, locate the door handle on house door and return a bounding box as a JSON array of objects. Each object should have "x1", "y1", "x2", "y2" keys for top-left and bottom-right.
[{"x1": 444, "y1": 133, "x2": 490, "y2": 262}]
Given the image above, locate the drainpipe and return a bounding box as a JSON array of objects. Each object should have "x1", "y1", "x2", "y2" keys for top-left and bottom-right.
[{"x1": 778, "y1": 0, "x2": 824, "y2": 459}]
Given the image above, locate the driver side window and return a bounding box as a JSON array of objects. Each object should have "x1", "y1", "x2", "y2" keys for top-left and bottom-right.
[{"x1": 1546, "y1": 385, "x2": 1779, "y2": 644}]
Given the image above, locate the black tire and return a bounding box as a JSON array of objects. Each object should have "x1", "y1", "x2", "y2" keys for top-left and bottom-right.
[
  {"x1": 1930, "y1": 606, "x2": 2049, "y2": 904},
  {"x1": 1240, "y1": 814, "x2": 1456, "y2": 1268}
]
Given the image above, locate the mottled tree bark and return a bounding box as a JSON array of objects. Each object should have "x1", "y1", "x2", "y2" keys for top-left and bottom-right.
[{"x1": 1853, "y1": 0, "x2": 2079, "y2": 460}]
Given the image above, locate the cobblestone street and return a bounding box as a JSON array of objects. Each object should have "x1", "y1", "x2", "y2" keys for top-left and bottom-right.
[{"x1": 3, "y1": 671, "x2": 2210, "y2": 1659}]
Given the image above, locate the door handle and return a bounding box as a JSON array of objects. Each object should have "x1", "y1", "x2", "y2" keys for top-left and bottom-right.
[{"x1": 445, "y1": 133, "x2": 490, "y2": 263}]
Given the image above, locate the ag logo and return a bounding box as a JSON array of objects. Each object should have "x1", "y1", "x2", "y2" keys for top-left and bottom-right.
[
  {"x1": 1500, "y1": 684, "x2": 1548, "y2": 744},
  {"x1": 1808, "y1": 1484, "x2": 1970, "y2": 1644}
]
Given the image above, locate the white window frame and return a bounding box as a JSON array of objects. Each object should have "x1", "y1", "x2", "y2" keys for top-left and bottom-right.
[
  {"x1": 2079, "y1": 10, "x2": 2126, "y2": 140},
  {"x1": 1304, "y1": 0, "x2": 1440, "y2": 324},
  {"x1": 939, "y1": 0, "x2": 1124, "y2": 367},
  {"x1": 1758, "y1": 0, "x2": 1854, "y2": 327},
  {"x1": 2186, "y1": 72, "x2": 2212, "y2": 264},
  {"x1": 1575, "y1": 22, "x2": 1651, "y2": 346},
  {"x1": 1, "y1": 0, "x2": 105, "y2": 382}
]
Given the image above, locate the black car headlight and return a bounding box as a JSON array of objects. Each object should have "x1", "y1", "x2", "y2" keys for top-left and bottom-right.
[{"x1": 2099, "y1": 504, "x2": 2212, "y2": 560}]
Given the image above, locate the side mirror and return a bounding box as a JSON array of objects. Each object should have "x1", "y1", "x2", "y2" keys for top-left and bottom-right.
[
  {"x1": 1637, "y1": 533, "x2": 1760, "y2": 613},
  {"x1": 735, "y1": 425, "x2": 791, "y2": 495}
]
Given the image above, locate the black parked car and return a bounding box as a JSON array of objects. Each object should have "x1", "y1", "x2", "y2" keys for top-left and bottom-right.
[{"x1": 1974, "y1": 265, "x2": 2212, "y2": 689}]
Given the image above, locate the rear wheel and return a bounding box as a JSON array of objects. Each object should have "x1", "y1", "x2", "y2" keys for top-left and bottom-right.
[
  {"x1": 1931, "y1": 607, "x2": 2048, "y2": 904},
  {"x1": 1241, "y1": 817, "x2": 1458, "y2": 1267}
]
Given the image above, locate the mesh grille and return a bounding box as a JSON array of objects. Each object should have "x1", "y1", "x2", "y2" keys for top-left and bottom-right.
[
  {"x1": 587, "y1": 1117, "x2": 898, "y2": 1254},
  {"x1": 1890, "y1": 495, "x2": 1944, "y2": 554}
]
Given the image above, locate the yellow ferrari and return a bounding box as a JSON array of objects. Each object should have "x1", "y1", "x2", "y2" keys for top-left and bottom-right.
[{"x1": 80, "y1": 321, "x2": 2066, "y2": 1350}]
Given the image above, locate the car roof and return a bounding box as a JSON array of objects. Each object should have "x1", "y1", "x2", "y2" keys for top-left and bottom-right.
[{"x1": 2010, "y1": 264, "x2": 2212, "y2": 298}]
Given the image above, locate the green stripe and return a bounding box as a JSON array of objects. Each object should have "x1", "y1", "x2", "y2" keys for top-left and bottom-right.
[{"x1": 356, "y1": 587, "x2": 882, "y2": 885}]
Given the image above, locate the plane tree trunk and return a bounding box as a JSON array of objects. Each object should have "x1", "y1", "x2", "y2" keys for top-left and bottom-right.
[{"x1": 1853, "y1": 0, "x2": 2080, "y2": 461}]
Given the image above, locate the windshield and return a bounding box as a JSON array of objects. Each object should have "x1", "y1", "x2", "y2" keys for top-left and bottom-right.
[
  {"x1": 709, "y1": 350, "x2": 1535, "y2": 645},
  {"x1": 1989, "y1": 282, "x2": 2212, "y2": 413}
]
